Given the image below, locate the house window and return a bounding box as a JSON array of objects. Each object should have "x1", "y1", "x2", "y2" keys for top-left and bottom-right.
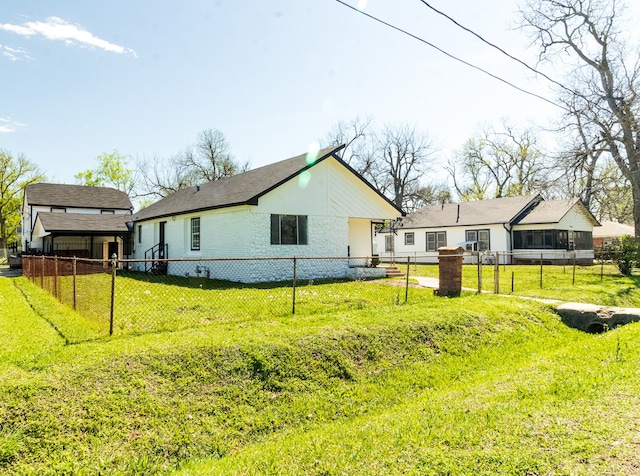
[
  {"x1": 513, "y1": 230, "x2": 592, "y2": 250},
  {"x1": 426, "y1": 231, "x2": 447, "y2": 252},
  {"x1": 138, "y1": 225, "x2": 142, "y2": 244},
  {"x1": 404, "y1": 232, "x2": 415, "y2": 246},
  {"x1": 466, "y1": 229, "x2": 490, "y2": 252},
  {"x1": 191, "y1": 217, "x2": 201, "y2": 250},
  {"x1": 270, "y1": 215, "x2": 307, "y2": 245},
  {"x1": 574, "y1": 231, "x2": 592, "y2": 250},
  {"x1": 385, "y1": 235, "x2": 394, "y2": 252},
  {"x1": 100, "y1": 209, "x2": 115, "y2": 214}
]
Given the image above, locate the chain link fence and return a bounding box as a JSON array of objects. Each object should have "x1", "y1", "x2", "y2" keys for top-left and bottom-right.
[
  {"x1": 22, "y1": 255, "x2": 418, "y2": 342},
  {"x1": 20, "y1": 249, "x2": 629, "y2": 342},
  {"x1": 399, "y1": 249, "x2": 627, "y2": 294}
]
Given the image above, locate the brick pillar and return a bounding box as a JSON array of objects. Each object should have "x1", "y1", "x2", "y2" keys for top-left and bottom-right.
[{"x1": 436, "y1": 246, "x2": 464, "y2": 296}]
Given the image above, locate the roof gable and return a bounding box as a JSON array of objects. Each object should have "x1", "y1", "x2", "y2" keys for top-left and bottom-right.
[
  {"x1": 515, "y1": 198, "x2": 600, "y2": 226},
  {"x1": 24, "y1": 183, "x2": 133, "y2": 210},
  {"x1": 133, "y1": 144, "x2": 403, "y2": 222}
]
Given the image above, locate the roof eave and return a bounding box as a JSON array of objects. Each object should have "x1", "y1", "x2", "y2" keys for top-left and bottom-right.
[{"x1": 133, "y1": 201, "x2": 252, "y2": 223}]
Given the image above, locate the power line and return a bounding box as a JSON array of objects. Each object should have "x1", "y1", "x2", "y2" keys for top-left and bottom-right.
[
  {"x1": 334, "y1": 0, "x2": 567, "y2": 111},
  {"x1": 416, "y1": 0, "x2": 575, "y2": 96}
]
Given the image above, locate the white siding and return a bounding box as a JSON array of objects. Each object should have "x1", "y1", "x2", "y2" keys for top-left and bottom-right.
[
  {"x1": 132, "y1": 156, "x2": 401, "y2": 282},
  {"x1": 385, "y1": 224, "x2": 509, "y2": 263},
  {"x1": 257, "y1": 158, "x2": 400, "y2": 220},
  {"x1": 348, "y1": 218, "x2": 373, "y2": 257}
]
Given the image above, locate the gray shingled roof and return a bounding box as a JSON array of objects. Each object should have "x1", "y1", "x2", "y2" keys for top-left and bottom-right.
[
  {"x1": 25, "y1": 183, "x2": 133, "y2": 210},
  {"x1": 401, "y1": 195, "x2": 541, "y2": 229},
  {"x1": 516, "y1": 198, "x2": 600, "y2": 226},
  {"x1": 593, "y1": 221, "x2": 631, "y2": 238},
  {"x1": 133, "y1": 144, "x2": 401, "y2": 222},
  {"x1": 36, "y1": 212, "x2": 131, "y2": 234}
]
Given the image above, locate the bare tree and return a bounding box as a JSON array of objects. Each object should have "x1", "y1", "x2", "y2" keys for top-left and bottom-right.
[
  {"x1": 406, "y1": 183, "x2": 453, "y2": 210},
  {"x1": 137, "y1": 128, "x2": 249, "y2": 200},
  {"x1": 374, "y1": 123, "x2": 439, "y2": 211},
  {"x1": 323, "y1": 116, "x2": 376, "y2": 177},
  {"x1": 180, "y1": 129, "x2": 249, "y2": 182},
  {"x1": 323, "y1": 118, "x2": 443, "y2": 212},
  {"x1": 447, "y1": 122, "x2": 546, "y2": 200},
  {"x1": 521, "y1": 0, "x2": 640, "y2": 235}
]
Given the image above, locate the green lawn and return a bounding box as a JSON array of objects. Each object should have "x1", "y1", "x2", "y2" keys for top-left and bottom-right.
[
  {"x1": 410, "y1": 263, "x2": 640, "y2": 307},
  {"x1": 2, "y1": 274, "x2": 640, "y2": 474}
]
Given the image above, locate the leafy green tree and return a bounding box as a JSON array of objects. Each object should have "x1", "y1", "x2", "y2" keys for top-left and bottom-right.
[
  {"x1": 75, "y1": 151, "x2": 137, "y2": 195},
  {"x1": 0, "y1": 150, "x2": 45, "y2": 253}
]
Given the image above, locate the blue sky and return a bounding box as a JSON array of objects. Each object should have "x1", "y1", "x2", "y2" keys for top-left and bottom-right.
[{"x1": 2, "y1": 0, "x2": 635, "y2": 185}]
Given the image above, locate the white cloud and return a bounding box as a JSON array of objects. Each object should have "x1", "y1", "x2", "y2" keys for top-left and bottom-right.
[
  {"x1": 0, "y1": 16, "x2": 137, "y2": 57},
  {"x1": 0, "y1": 117, "x2": 25, "y2": 133},
  {"x1": 0, "y1": 44, "x2": 32, "y2": 61}
]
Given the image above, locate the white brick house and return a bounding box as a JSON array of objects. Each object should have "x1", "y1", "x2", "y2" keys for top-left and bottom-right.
[
  {"x1": 381, "y1": 195, "x2": 600, "y2": 265},
  {"x1": 131, "y1": 145, "x2": 403, "y2": 282}
]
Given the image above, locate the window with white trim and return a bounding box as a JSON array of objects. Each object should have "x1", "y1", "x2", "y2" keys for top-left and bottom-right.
[
  {"x1": 404, "y1": 232, "x2": 415, "y2": 246},
  {"x1": 465, "y1": 229, "x2": 490, "y2": 252},
  {"x1": 426, "y1": 231, "x2": 447, "y2": 251},
  {"x1": 191, "y1": 217, "x2": 201, "y2": 250}
]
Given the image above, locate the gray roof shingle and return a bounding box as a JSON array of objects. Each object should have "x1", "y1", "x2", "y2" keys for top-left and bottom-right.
[
  {"x1": 24, "y1": 183, "x2": 133, "y2": 210},
  {"x1": 401, "y1": 195, "x2": 541, "y2": 229},
  {"x1": 36, "y1": 212, "x2": 131, "y2": 234},
  {"x1": 133, "y1": 144, "x2": 400, "y2": 222}
]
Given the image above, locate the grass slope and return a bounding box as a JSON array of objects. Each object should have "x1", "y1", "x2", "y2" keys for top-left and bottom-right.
[{"x1": 1, "y1": 276, "x2": 640, "y2": 474}]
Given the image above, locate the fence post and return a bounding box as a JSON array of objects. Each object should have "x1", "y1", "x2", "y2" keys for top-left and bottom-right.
[
  {"x1": 539, "y1": 252, "x2": 543, "y2": 289},
  {"x1": 53, "y1": 256, "x2": 59, "y2": 301},
  {"x1": 494, "y1": 251, "x2": 500, "y2": 294},
  {"x1": 73, "y1": 257, "x2": 77, "y2": 310},
  {"x1": 40, "y1": 255, "x2": 44, "y2": 289},
  {"x1": 477, "y1": 253, "x2": 482, "y2": 294},
  {"x1": 405, "y1": 256, "x2": 410, "y2": 303},
  {"x1": 511, "y1": 271, "x2": 514, "y2": 293},
  {"x1": 110, "y1": 253, "x2": 117, "y2": 336},
  {"x1": 292, "y1": 257, "x2": 297, "y2": 315},
  {"x1": 572, "y1": 251, "x2": 576, "y2": 285}
]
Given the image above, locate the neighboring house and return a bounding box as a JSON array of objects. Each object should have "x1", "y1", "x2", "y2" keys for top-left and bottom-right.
[
  {"x1": 382, "y1": 194, "x2": 600, "y2": 265},
  {"x1": 592, "y1": 221, "x2": 635, "y2": 247},
  {"x1": 131, "y1": 144, "x2": 403, "y2": 282},
  {"x1": 22, "y1": 183, "x2": 134, "y2": 259}
]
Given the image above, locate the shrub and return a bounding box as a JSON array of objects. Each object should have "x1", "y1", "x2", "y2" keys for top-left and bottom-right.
[{"x1": 615, "y1": 235, "x2": 639, "y2": 276}]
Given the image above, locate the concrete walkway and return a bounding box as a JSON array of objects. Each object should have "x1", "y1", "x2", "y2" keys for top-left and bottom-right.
[
  {"x1": 414, "y1": 276, "x2": 440, "y2": 289},
  {"x1": 0, "y1": 267, "x2": 22, "y2": 278}
]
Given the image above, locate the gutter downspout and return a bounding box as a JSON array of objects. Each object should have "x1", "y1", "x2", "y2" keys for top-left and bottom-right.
[{"x1": 503, "y1": 223, "x2": 512, "y2": 265}]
